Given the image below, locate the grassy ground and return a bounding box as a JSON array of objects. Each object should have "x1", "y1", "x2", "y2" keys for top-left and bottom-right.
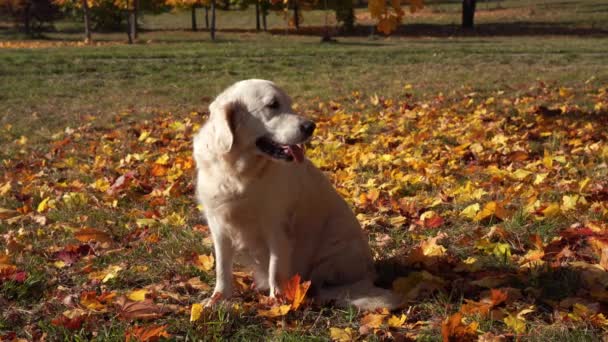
[
  {"x1": 0, "y1": 34, "x2": 606, "y2": 144},
  {"x1": 1, "y1": 0, "x2": 608, "y2": 340}
]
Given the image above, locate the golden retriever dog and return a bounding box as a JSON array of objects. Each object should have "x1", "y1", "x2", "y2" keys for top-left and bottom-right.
[{"x1": 193, "y1": 79, "x2": 402, "y2": 310}]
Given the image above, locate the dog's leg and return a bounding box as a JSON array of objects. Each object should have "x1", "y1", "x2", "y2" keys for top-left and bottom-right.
[
  {"x1": 205, "y1": 229, "x2": 234, "y2": 306},
  {"x1": 268, "y1": 232, "x2": 291, "y2": 298}
]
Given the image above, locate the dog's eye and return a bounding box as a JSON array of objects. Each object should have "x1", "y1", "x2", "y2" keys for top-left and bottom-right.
[{"x1": 267, "y1": 99, "x2": 280, "y2": 109}]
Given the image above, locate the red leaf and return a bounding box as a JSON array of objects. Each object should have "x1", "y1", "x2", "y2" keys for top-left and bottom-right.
[
  {"x1": 424, "y1": 215, "x2": 445, "y2": 229},
  {"x1": 51, "y1": 315, "x2": 84, "y2": 330}
]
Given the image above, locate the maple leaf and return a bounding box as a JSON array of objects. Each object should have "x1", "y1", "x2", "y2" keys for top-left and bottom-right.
[
  {"x1": 360, "y1": 312, "x2": 387, "y2": 331},
  {"x1": 51, "y1": 315, "x2": 85, "y2": 330},
  {"x1": 125, "y1": 324, "x2": 171, "y2": 342},
  {"x1": 54, "y1": 244, "x2": 93, "y2": 266},
  {"x1": 281, "y1": 274, "x2": 311, "y2": 310},
  {"x1": 441, "y1": 312, "x2": 478, "y2": 342},
  {"x1": 329, "y1": 327, "x2": 354, "y2": 342},
  {"x1": 194, "y1": 254, "x2": 214, "y2": 272},
  {"x1": 419, "y1": 232, "x2": 448, "y2": 257},
  {"x1": 387, "y1": 314, "x2": 407, "y2": 328}
]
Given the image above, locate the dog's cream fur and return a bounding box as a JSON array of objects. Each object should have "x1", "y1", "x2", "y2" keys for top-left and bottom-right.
[{"x1": 193, "y1": 79, "x2": 402, "y2": 309}]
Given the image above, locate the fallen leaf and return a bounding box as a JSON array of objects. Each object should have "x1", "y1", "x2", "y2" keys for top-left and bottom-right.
[
  {"x1": 127, "y1": 289, "x2": 149, "y2": 302},
  {"x1": 194, "y1": 254, "x2": 214, "y2": 272},
  {"x1": 330, "y1": 327, "x2": 354, "y2": 342},
  {"x1": 125, "y1": 324, "x2": 170, "y2": 342},
  {"x1": 115, "y1": 296, "x2": 164, "y2": 321},
  {"x1": 74, "y1": 227, "x2": 112, "y2": 243},
  {"x1": 190, "y1": 303, "x2": 203, "y2": 322},
  {"x1": 281, "y1": 274, "x2": 311, "y2": 310},
  {"x1": 257, "y1": 304, "x2": 291, "y2": 318},
  {"x1": 387, "y1": 313, "x2": 407, "y2": 328}
]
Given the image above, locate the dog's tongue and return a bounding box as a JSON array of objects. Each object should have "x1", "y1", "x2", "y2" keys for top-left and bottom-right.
[{"x1": 287, "y1": 145, "x2": 304, "y2": 163}]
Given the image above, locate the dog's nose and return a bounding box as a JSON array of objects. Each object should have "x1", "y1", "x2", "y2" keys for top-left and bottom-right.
[{"x1": 300, "y1": 121, "x2": 316, "y2": 136}]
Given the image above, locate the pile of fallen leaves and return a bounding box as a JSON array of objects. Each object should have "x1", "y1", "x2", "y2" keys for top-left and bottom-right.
[{"x1": 1, "y1": 82, "x2": 607, "y2": 340}]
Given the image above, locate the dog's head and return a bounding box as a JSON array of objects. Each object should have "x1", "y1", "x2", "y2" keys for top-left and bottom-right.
[{"x1": 203, "y1": 79, "x2": 315, "y2": 163}]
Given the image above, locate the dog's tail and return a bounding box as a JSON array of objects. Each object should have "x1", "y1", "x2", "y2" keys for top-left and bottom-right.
[{"x1": 316, "y1": 279, "x2": 404, "y2": 310}]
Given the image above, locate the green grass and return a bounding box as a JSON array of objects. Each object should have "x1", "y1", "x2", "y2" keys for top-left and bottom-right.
[{"x1": 0, "y1": 34, "x2": 606, "y2": 144}]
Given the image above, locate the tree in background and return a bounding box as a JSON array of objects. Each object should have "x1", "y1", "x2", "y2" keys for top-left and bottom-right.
[
  {"x1": 165, "y1": 0, "x2": 210, "y2": 31},
  {"x1": 462, "y1": 0, "x2": 476, "y2": 29},
  {"x1": 368, "y1": 0, "x2": 422, "y2": 34},
  {"x1": 0, "y1": 0, "x2": 61, "y2": 35}
]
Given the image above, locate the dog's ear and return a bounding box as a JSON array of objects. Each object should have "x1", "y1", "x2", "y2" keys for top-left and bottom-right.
[{"x1": 208, "y1": 100, "x2": 243, "y2": 154}]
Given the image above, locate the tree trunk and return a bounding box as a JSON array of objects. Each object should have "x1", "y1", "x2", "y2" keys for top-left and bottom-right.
[
  {"x1": 205, "y1": 6, "x2": 209, "y2": 29},
  {"x1": 293, "y1": 0, "x2": 299, "y2": 30},
  {"x1": 462, "y1": 0, "x2": 477, "y2": 29},
  {"x1": 262, "y1": 10, "x2": 267, "y2": 31},
  {"x1": 255, "y1": 1, "x2": 260, "y2": 31},
  {"x1": 210, "y1": 0, "x2": 216, "y2": 40},
  {"x1": 134, "y1": 0, "x2": 139, "y2": 38},
  {"x1": 23, "y1": 3, "x2": 31, "y2": 35},
  {"x1": 82, "y1": 0, "x2": 92, "y2": 43},
  {"x1": 129, "y1": 11, "x2": 136, "y2": 42},
  {"x1": 191, "y1": 5, "x2": 197, "y2": 31}
]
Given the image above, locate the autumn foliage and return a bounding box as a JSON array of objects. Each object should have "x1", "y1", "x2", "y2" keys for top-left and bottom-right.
[{"x1": 1, "y1": 81, "x2": 608, "y2": 339}]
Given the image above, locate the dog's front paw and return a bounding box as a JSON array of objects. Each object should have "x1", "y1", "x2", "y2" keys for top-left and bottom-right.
[
  {"x1": 269, "y1": 285, "x2": 281, "y2": 299},
  {"x1": 202, "y1": 292, "x2": 224, "y2": 307}
]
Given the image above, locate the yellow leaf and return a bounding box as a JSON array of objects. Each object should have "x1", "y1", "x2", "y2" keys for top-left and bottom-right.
[
  {"x1": 543, "y1": 149, "x2": 553, "y2": 168},
  {"x1": 0, "y1": 182, "x2": 11, "y2": 196},
  {"x1": 196, "y1": 254, "x2": 215, "y2": 272},
  {"x1": 541, "y1": 203, "x2": 561, "y2": 218},
  {"x1": 460, "y1": 203, "x2": 480, "y2": 219},
  {"x1": 534, "y1": 173, "x2": 548, "y2": 185},
  {"x1": 155, "y1": 153, "x2": 170, "y2": 165},
  {"x1": 388, "y1": 314, "x2": 407, "y2": 328},
  {"x1": 53, "y1": 260, "x2": 67, "y2": 268},
  {"x1": 329, "y1": 327, "x2": 354, "y2": 342},
  {"x1": 421, "y1": 232, "x2": 447, "y2": 257},
  {"x1": 579, "y1": 177, "x2": 591, "y2": 192},
  {"x1": 517, "y1": 306, "x2": 535, "y2": 319},
  {"x1": 127, "y1": 289, "x2": 148, "y2": 302},
  {"x1": 88, "y1": 265, "x2": 123, "y2": 283},
  {"x1": 37, "y1": 197, "x2": 52, "y2": 213},
  {"x1": 512, "y1": 169, "x2": 532, "y2": 181},
  {"x1": 91, "y1": 178, "x2": 110, "y2": 192},
  {"x1": 475, "y1": 201, "x2": 496, "y2": 221},
  {"x1": 257, "y1": 304, "x2": 291, "y2": 318},
  {"x1": 190, "y1": 303, "x2": 203, "y2": 322},
  {"x1": 503, "y1": 314, "x2": 526, "y2": 334},
  {"x1": 561, "y1": 195, "x2": 579, "y2": 211}
]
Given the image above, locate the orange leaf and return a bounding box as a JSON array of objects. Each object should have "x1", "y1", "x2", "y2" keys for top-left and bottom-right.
[
  {"x1": 489, "y1": 288, "x2": 508, "y2": 306},
  {"x1": 150, "y1": 164, "x2": 168, "y2": 177},
  {"x1": 281, "y1": 274, "x2": 311, "y2": 310},
  {"x1": 74, "y1": 227, "x2": 112, "y2": 243},
  {"x1": 441, "y1": 312, "x2": 478, "y2": 342},
  {"x1": 125, "y1": 324, "x2": 171, "y2": 342}
]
